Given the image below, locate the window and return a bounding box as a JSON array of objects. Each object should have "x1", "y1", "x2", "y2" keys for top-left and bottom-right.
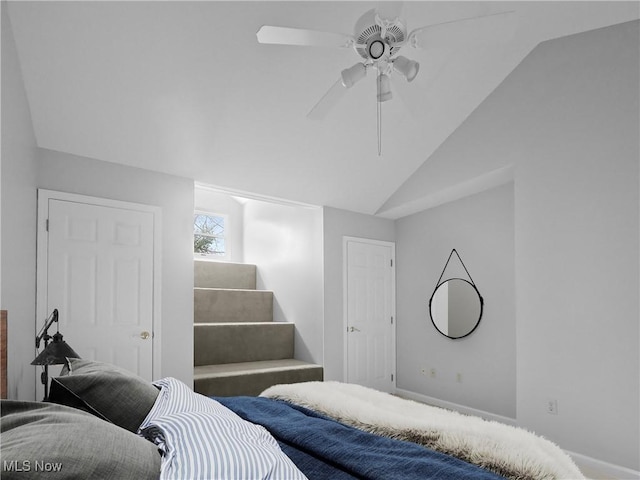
[{"x1": 194, "y1": 212, "x2": 228, "y2": 258}]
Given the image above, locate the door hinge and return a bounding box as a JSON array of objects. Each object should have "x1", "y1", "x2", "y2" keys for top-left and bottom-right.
[
  {"x1": 391, "y1": 373, "x2": 394, "y2": 382},
  {"x1": 390, "y1": 259, "x2": 393, "y2": 267},
  {"x1": 46, "y1": 219, "x2": 49, "y2": 232},
  {"x1": 391, "y1": 316, "x2": 394, "y2": 324}
]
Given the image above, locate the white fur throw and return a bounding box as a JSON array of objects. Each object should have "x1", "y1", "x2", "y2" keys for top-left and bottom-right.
[{"x1": 261, "y1": 381, "x2": 584, "y2": 480}]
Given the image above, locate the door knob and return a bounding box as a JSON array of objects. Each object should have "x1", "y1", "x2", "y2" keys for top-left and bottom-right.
[
  {"x1": 349, "y1": 326, "x2": 361, "y2": 332},
  {"x1": 140, "y1": 331, "x2": 151, "y2": 340}
]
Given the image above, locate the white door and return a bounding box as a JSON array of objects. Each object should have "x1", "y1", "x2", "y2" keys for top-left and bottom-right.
[
  {"x1": 344, "y1": 238, "x2": 395, "y2": 392},
  {"x1": 36, "y1": 191, "x2": 159, "y2": 392}
]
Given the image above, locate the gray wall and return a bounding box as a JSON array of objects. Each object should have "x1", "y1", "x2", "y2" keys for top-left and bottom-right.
[
  {"x1": 244, "y1": 199, "x2": 324, "y2": 365},
  {"x1": 1, "y1": 3, "x2": 40, "y2": 400},
  {"x1": 322, "y1": 206, "x2": 395, "y2": 381},
  {"x1": 392, "y1": 21, "x2": 638, "y2": 470},
  {"x1": 36, "y1": 149, "x2": 195, "y2": 388},
  {"x1": 512, "y1": 22, "x2": 639, "y2": 469},
  {"x1": 396, "y1": 183, "x2": 516, "y2": 418}
]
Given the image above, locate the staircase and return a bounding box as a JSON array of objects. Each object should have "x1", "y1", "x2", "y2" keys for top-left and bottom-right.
[{"x1": 193, "y1": 260, "x2": 323, "y2": 396}]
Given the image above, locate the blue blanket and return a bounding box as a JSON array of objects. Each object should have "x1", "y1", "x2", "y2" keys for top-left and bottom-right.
[{"x1": 216, "y1": 396, "x2": 505, "y2": 480}]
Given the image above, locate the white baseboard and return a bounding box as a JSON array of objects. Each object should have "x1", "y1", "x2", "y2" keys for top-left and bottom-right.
[
  {"x1": 568, "y1": 451, "x2": 640, "y2": 480},
  {"x1": 394, "y1": 388, "x2": 639, "y2": 480}
]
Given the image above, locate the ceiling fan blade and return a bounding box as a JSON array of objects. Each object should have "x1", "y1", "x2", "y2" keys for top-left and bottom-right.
[
  {"x1": 257, "y1": 25, "x2": 354, "y2": 48},
  {"x1": 307, "y1": 78, "x2": 349, "y2": 121},
  {"x1": 407, "y1": 10, "x2": 516, "y2": 50}
]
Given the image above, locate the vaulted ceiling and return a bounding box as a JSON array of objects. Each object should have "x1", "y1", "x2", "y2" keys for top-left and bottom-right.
[{"x1": 7, "y1": 1, "x2": 639, "y2": 217}]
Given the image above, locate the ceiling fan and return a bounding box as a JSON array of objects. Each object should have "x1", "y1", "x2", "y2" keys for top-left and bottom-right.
[{"x1": 256, "y1": 6, "x2": 514, "y2": 121}]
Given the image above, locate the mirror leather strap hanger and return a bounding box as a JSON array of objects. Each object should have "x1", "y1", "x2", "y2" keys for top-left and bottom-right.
[{"x1": 434, "y1": 248, "x2": 477, "y2": 290}]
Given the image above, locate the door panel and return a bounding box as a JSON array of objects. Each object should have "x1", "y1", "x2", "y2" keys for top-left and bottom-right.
[
  {"x1": 46, "y1": 199, "x2": 154, "y2": 380},
  {"x1": 346, "y1": 239, "x2": 395, "y2": 392}
]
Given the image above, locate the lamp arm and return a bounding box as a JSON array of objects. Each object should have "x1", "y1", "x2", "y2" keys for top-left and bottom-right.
[{"x1": 35, "y1": 309, "x2": 58, "y2": 349}]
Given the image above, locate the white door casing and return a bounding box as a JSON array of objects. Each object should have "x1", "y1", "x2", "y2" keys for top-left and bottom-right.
[
  {"x1": 343, "y1": 237, "x2": 396, "y2": 392},
  {"x1": 36, "y1": 190, "x2": 161, "y2": 397}
]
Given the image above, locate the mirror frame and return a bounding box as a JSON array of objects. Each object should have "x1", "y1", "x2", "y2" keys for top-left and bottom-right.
[{"x1": 429, "y1": 277, "x2": 484, "y2": 340}]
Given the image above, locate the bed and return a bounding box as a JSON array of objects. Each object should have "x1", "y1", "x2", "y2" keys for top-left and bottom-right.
[{"x1": 1, "y1": 359, "x2": 584, "y2": 480}]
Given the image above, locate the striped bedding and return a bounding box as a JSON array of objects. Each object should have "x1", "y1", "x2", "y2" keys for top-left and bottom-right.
[{"x1": 138, "y1": 377, "x2": 306, "y2": 480}]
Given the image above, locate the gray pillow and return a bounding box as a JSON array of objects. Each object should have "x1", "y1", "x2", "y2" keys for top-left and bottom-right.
[
  {"x1": 0, "y1": 400, "x2": 161, "y2": 480},
  {"x1": 48, "y1": 358, "x2": 159, "y2": 432}
]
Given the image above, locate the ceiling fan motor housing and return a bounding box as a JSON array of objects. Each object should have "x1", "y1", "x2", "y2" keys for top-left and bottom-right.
[{"x1": 354, "y1": 9, "x2": 406, "y2": 60}]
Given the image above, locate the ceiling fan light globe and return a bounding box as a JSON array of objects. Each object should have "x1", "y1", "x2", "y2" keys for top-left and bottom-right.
[
  {"x1": 393, "y1": 56, "x2": 420, "y2": 82},
  {"x1": 368, "y1": 39, "x2": 386, "y2": 60},
  {"x1": 341, "y1": 63, "x2": 367, "y2": 88},
  {"x1": 377, "y1": 74, "x2": 393, "y2": 102}
]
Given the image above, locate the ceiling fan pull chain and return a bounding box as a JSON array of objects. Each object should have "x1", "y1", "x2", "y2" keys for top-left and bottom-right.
[{"x1": 377, "y1": 96, "x2": 382, "y2": 156}]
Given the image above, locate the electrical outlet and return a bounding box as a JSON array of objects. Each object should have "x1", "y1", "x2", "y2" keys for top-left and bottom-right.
[
  {"x1": 420, "y1": 367, "x2": 437, "y2": 378},
  {"x1": 547, "y1": 399, "x2": 558, "y2": 415}
]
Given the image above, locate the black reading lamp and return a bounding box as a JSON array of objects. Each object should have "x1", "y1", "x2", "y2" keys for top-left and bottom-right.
[{"x1": 31, "y1": 309, "x2": 80, "y2": 401}]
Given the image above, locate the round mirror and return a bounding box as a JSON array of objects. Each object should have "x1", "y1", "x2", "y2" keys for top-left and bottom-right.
[{"x1": 429, "y1": 278, "x2": 483, "y2": 339}]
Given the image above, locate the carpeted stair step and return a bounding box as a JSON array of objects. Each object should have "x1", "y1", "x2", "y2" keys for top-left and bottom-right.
[
  {"x1": 194, "y1": 322, "x2": 293, "y2": 366},
  {"x1": 195, "y1": 260, "x2": 257, "y2": 289},
  {"x1": 194, "y1": 359, "x2": 324, "y2": 397},
  {"x1": 194, "y1": 288, "x2": 273, "y2": 323}
]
